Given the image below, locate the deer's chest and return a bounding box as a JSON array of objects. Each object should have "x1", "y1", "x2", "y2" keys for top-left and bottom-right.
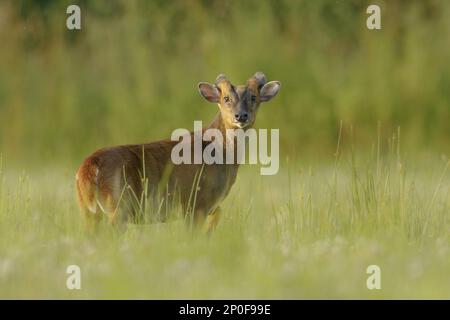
[{"x1": 196, "y1": 164, "x2": 239, "y2": 212}]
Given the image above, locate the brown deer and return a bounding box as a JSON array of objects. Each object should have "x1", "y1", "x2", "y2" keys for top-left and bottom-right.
[{"x1": 75, "y1": 72, "x2": 281, "y2": 233}]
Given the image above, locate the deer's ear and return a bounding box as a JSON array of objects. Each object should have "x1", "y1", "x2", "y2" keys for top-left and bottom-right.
[
  {"x1": 198, "y1": 82, "x2": 220, "y2": 103},
  {"x1": 260, "y1": 81, "x2": 281, "y2": 102}
]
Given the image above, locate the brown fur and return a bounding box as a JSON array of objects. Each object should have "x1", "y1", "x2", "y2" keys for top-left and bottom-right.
[{"x1": 76, "y1": 73, "x2": 280, "y2": 233}]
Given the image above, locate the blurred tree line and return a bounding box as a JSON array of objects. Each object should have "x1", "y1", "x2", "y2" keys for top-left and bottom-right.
[{"x1": 0, "y1": 0, "x2": 449, "y2": 166}]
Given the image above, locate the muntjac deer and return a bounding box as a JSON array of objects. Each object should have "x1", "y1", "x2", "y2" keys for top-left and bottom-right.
[{"x1": 76, "y1": 72, "x2": 281, "y2": 233}]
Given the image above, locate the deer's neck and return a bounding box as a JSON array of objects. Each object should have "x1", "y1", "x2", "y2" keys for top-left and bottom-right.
[
  {"x1": 203, "y1": 113, "x2": 244, "y2": 169},
  {"x1": 207, "y1": 113, "x2": 237, "y2": 149},
  {"x1": 207, "y1": 113, "x2": 226, "y2": 135}
]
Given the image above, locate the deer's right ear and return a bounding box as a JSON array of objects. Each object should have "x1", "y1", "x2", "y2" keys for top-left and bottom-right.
[{"x1": 198, "y1": 82, "x2": 220, "y2": 103}]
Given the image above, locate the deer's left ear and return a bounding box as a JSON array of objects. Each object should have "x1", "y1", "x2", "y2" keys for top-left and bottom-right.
[{"x1": 260, "y1": 81, "x2": 281, "y2": 102}]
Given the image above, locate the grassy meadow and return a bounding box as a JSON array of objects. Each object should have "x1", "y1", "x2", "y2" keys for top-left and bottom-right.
[
  {"x1": 0, "y1": 1, "x2": 449, "y2": 299},
  {"x1": 0, "y1": 150, "x2": 449, "y2": 299}
]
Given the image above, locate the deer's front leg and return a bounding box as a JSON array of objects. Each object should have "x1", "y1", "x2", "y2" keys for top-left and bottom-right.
[{"x1": 202, "y1": 206, "x2": 222, "y2": 234}]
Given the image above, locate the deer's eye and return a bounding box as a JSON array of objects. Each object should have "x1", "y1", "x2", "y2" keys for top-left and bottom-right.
[
  {"x1": 224, "y1": 96, "x2": 230, "y2": 103},
  {"x1": 251, "y1": 95, "x2": 256, "y2": 102}
]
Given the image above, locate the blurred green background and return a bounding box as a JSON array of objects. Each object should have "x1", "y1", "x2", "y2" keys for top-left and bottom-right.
[{"x1": 0, "y1": 0, "x2": 449, "y2": 167}]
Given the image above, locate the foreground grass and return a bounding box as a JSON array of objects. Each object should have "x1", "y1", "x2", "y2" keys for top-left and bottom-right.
[{"x1": 0, "y1": 153, "x2": 449, "y2": 299}]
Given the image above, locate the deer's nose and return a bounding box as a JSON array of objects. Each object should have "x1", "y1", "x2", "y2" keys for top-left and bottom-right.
[{"x1": 234, "y1": 113, "x2": 248, "y2": 122}]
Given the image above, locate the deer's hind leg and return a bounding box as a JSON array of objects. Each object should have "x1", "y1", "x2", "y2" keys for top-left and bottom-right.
[
  {"x1": 76, "y1": 174, "x2": 103, "y2": 233},
  {"x1": 78, "y1": 206, "x2": 103, "y2": 234},
  {"x1": 96, "y1": 169, "x2": 130, "y2": 227}
]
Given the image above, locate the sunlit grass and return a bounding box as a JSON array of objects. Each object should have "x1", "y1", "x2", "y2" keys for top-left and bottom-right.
[{"x1": 0, "y1": 149, "x2": 448, "y2": 299}]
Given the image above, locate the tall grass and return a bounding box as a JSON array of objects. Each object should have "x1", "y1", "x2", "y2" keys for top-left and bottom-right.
[{"x1": 0, "y1": 137, "x2": 448, "y2": 298}]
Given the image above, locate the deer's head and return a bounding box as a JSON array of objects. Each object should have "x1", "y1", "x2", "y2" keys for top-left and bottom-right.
[{"x1": 198, "y1": 72, "x2": 281, "y2": 129}]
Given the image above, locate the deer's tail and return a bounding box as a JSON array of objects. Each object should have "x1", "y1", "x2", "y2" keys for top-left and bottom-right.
[{"x1": 75, "y1": 159, "x2": 99, "y2": 214}]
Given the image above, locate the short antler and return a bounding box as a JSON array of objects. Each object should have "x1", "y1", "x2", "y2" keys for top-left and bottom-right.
[
  {"x1": 250, "y1": 72, "x2": 267, "y2": 89},
  {"x1": 215, "y1": 74, "x2": 229, "y2": 85}
]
